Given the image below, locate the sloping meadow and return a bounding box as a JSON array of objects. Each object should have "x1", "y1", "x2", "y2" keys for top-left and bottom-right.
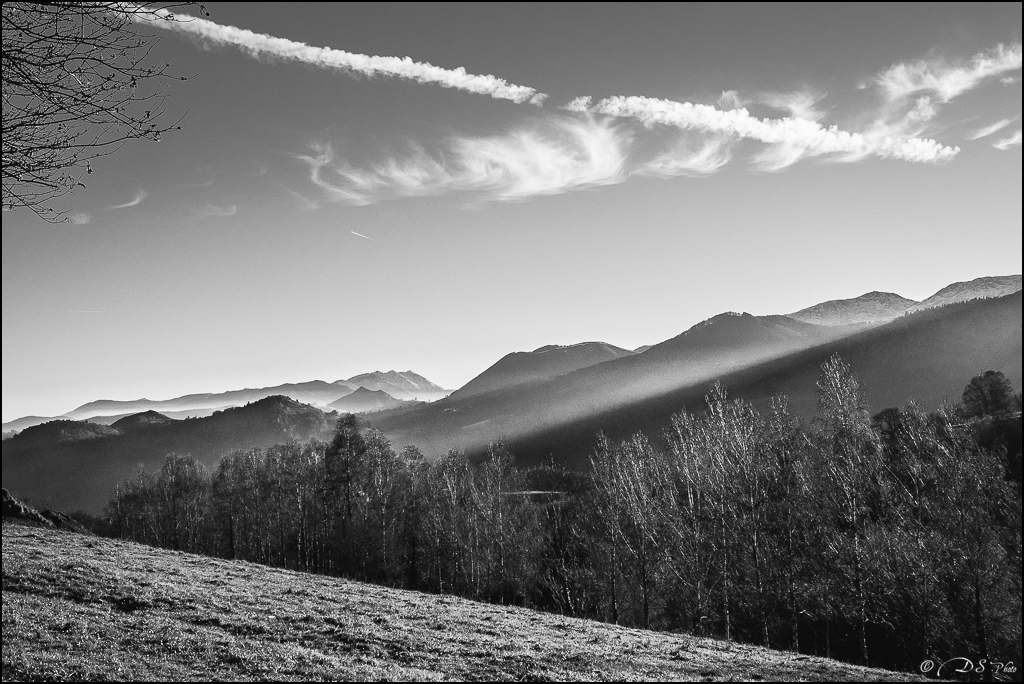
[{"x1": 1, "y1": 521, "x2": 920, "y2": 682}]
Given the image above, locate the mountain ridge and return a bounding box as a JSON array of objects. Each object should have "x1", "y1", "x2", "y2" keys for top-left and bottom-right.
[
  {"x1": 453, "y1": 341, "x2": 636, "y2": 399},
  {"x1": 784, "y1": 274, "x2": 1021, "y2": 326}
]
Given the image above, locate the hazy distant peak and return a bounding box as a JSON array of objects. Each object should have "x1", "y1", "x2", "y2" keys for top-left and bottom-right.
[
  {"x1": 342, "y1": 371, "x2": 449, "y2": 401},
  {"x1": 328, "y1": 387, "x2": 413, "y2": 414}
]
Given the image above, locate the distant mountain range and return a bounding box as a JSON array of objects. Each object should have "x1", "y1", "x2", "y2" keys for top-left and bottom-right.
[
  {"x1": 501, "y1": 290, "x2": 1021, "y2": 468},
  {"x1": 3, "y1": 274, "x2": 1020, "y2": 513},
  {"x1": 3, "y1": 370, "x2": 450, "y2": 434},
  {"x1": 367, "y1": 274, "x2": 1020, "y2": 457}
]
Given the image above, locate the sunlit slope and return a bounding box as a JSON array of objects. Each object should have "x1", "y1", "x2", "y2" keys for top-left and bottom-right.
[
  {"x1": 370, "y1": 313, "x2": 866, "y2": 456},
  {"x1": 506, "y1": 290, "x2": 1022, "y2": 467},
  {"x1": 2, "y1": 521, "x2": 920, "y2": 682}
]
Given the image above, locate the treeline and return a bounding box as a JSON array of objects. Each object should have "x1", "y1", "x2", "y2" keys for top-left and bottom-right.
[{"x1": 103, "y1": 356, "x2": 1022, "y2": 674}]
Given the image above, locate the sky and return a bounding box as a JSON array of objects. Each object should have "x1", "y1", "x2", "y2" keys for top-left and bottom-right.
[{"x1": 2, "y1": 3, "x2": 1022, "y2": 422}]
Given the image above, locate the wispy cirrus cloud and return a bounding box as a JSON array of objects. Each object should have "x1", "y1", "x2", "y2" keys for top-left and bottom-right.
[
  {"x1": 640, "y1": 135, "x2": 733, "y2": 178},
  {"x1": 993, "y1": 130, "x2": 1022, "y2": 150},
  {"x1": 969, "y1": 117, "x2": 1018, "y2": 140},
  {"x1": 134, "y1": 8, "x2": 546, "y2": 105},
  {"x1": 876, "y1": 43, "x2": 1022, "y2": 103},
  {"x1": 299, "y1": 117, "x2": 629, "y2": 205},
  {"x1": 69, "y1": 212, "x2": 91, "y2": 225},
  {"x1": 109, "y1": 189, "x2": 148, "y2": 209}
]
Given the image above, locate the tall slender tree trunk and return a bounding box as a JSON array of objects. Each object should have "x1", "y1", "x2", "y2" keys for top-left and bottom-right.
[
  {"x1": 973, "y1": 568, "x2": 991, "y2": 682},
  {"x1": 721, "y1": 503, "x2": 731, "y2": 641}
]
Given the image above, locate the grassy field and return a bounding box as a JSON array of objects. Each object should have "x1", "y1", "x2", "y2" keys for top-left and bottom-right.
[{"x1": 2, "y1": 520, "x2": 922, "y2": 681}]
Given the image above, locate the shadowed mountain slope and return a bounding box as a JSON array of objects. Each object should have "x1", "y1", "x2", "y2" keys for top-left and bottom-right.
[
  {"x1": 2, "y1": 396, "x2": 334, "y2": 514},
  {"x1": 501, "y1": 291, "x2": 1022, "y2": 469},
  {"x1": 370, "y1": 313, "x2": 867, "y2": 457},
  {"x1": 453, "y1": 342, "x2": 637, "y2": 398},
  {"x1": 2, "y1": 521, "x2": 919, "y2": 682}
]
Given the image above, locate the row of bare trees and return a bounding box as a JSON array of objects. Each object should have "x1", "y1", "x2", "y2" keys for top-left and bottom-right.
[{"x1": 104, "y1": 357, "x2": 1021, "y2": 673}]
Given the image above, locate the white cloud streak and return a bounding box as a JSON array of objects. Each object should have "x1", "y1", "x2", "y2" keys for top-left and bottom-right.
[
  {"x1": 993, "y1": 130, "x2": 1022, "y2": 150},
  {"x1": 969, "y1": 117, "x2": 1017, "y2": 140},
  {"x1": 134, "y1": 8, "x2": 546, "y2": 105},
  {"x1": 300, "y1": 117, "x2": 629, "y2": 204},
  {"x1": 877, "y1": 43, "x2": 1023, "y2": 103},
  {"x1": 574, "y1": 95, "x2": 958, "y2": 168},
  {"x1": 109, "y1": 189, "x2": 148, "y2": 209}
]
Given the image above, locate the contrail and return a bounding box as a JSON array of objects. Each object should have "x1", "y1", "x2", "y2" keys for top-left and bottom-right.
[
  {"x1": 567, "y1": 96, "x2": 960, "y2": 165},
  {"x1": 350, "y1": 231, "x2": 376, "y2": 241},
  {"x1": 133, "y1": 8, "x2": 546, "y2": 105}
]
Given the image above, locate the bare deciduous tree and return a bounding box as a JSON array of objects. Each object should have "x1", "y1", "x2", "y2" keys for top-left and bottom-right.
[{"x1": 2, "y1": 2, "x2": 205, "y2": 220}]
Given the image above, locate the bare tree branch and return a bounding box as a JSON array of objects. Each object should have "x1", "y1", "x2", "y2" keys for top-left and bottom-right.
[{"x1": 2, "y1": 2, "x2": 206, "y2": 221}]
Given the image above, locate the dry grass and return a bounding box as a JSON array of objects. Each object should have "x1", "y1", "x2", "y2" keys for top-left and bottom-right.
[{"x1": 2, "y1": 520, "x2": 922, "y2": 682}]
